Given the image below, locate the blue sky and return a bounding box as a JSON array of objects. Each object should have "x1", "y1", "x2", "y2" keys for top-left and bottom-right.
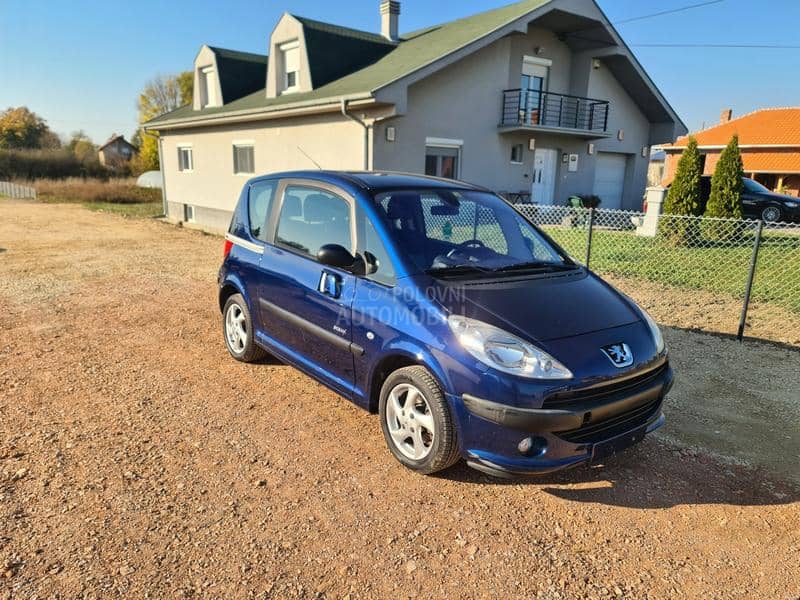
[{"x1": 2, "y1": 0, "x2": 799, "y2": 144}]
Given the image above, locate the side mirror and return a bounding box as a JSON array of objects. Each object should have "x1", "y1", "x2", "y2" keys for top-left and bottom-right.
[
  {"x1": 317, "y1": 244, "x2": 355, "y2": 270},
  {"x1": 363, "y1": 250, "x2": 380, "y2": 275}
]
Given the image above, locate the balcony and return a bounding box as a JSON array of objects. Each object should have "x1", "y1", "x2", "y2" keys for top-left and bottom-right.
[{"x1": 500, "y1": 89, "x2": 611, "y2": 138}]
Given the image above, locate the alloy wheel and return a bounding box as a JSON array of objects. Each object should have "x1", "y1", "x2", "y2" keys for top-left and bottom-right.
[
  {"x1": 762, "y1": 206, "x2": 781, "y2": 222},
  {"x1": 385, "y1": 383, "x2": 436, "y2": 460},
  {"x1": 225, "y1": 303, "x2": 248, "y2": 354}
]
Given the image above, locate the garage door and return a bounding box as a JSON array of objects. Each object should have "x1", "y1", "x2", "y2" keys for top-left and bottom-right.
[{"x1": 593, "y1": 153, "x2": 628, "y2": 210}]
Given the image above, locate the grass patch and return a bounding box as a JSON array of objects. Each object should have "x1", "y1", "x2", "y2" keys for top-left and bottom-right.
[
  {"x1": 83, "y1": 201, "x2": 163, "y2": 219},
  {"x1": 3, "y1": 177, "x2": 165, "y2": 220},
  {"x1": 446, "y1": 220, "x2": 800, "y2": 312}
]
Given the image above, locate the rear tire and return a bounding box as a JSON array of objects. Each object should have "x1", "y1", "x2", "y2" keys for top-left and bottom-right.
[
  {"x1": 223, "y1": 294, "x2": 266, "y2": 363},
  {"x1": 761, "y1": 205, "x2": 782, "y2": 223},
  {"x1": 379, "y1": 366, "x2": 460, "y2": 474}
]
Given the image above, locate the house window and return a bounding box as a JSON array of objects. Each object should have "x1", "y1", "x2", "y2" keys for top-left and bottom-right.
[
  {"x1": 199, "y1": 66, "x2": 218, "y2": 108},
  {"x1": 184, "y1": 204, "x2": 195, "y2": 223},
  {"x1": 511, "y1": 143, "x2": 524, "y2": 164},
  {"x1": 233, "y1": 143, "x2": 255, "y2": 175},
  {"x1": 424, "y1": 143, "x2": 461, "y2": 179},
  {"x1": 177, "y1": 145, "x2": 193, "y2": 172},
  {"x1": 280, "y1": 41, "x2": 300, "y2": 93}
]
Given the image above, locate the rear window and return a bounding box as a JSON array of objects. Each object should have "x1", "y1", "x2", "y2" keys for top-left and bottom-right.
[{"x1": 249, "y1": 181, "x2": 276, "y2": 241}]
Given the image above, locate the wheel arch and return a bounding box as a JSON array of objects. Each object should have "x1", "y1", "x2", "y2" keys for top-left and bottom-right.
[
  {"x1": 367, "y1": 348, "x2": 450, "y2": 414},
  {"x1": 218, "y1": 275, "x2": 249, "y2": 313}
]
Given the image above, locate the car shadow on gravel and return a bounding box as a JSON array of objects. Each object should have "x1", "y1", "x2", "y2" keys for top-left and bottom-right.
[
  {"x1": 255, "y1": 352, "x2": 285, "y2": 366},
  {"x1": 439, "y1": 440, "x2": 800, "y2": 509}
]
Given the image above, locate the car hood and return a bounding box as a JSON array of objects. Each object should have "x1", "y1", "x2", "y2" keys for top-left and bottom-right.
[{"x1": 425, "y1": 269, "x2": 641, "y2": 343}]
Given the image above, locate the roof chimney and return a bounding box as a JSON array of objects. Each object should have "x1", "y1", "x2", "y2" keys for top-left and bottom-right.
[
  {"x1": 720, "y1": 108, "x2": 733, "y2": 124},
  {"x1": 380, "y1": 0, "x2": 400, "y2": 42}
]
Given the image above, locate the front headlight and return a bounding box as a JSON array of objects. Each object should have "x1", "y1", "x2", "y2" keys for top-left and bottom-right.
[
  {"x1": 447, "y1": 315, "x2": 572, "y2": 379},
  {"x1": 640, "y1": 309, "x2": 666, "y2": 354}
]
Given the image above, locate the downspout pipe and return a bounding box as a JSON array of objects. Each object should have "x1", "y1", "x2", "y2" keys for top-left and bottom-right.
[
  {"x1": 156, "y1": 133, "x2": 168, "y2": 218},
  {"x1": 341, "y1": 99, "x2": 370, "y2": 171}
]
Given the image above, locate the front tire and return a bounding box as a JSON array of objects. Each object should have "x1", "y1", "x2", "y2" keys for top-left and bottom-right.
[
  {"x1": 761, "y1": 205, "x2": 782, "y2": 223},
  {"x1": 379, "y1": 366, "x2": 460, "y2": 474},
  {"x1": 223, "y1": 294, "x2": 266, "y2": 363}
]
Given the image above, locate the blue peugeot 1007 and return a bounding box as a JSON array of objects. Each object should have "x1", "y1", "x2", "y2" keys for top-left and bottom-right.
[{"x1": 219, "y1": 171, "x2": 672, "y2": 477}]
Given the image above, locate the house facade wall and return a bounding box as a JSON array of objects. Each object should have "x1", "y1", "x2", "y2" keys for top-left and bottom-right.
[
  {"x1": 372, "y1": 27, "x2": 654, "y2": 210},
  {"x1": 160, "y1": 113, "x2": 365, "y2": 232}
]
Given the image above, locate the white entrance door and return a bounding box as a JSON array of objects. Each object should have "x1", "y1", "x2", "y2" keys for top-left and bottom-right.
[
  {"x1": 532, "y1": 148, "x2": 558, "y2": 204},
  {"x1": 593, "y1": 153, "x2": 628, "y2": 209}
]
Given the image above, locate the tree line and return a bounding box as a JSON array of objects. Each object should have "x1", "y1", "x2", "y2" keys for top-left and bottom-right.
[{"x1": 0, "y1": 71, "x2": 192, "y2": 180}]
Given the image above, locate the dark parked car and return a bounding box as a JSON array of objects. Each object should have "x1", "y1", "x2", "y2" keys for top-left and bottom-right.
[
  {"x1": 736, "y1": 177, "x2": 800, "y2": 223},
  {"x1": 219, "y1": 171, "x2": 672, "y2": 477},
  {"x1": 687, "y1": 176, "x2": 799, "y2": 223}
]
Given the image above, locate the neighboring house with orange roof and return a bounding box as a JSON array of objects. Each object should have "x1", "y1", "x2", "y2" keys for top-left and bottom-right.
[{"x1": 662, "y1": 107, "x2": 800, "y2": 197}]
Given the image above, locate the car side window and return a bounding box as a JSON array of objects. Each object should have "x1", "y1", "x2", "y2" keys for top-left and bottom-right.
[
  {"x1": 249, "y1": 181, "x2": 276, "y2": 241},
  {"x1": 275, "y1": 185, "x2": 353, "y2": 258},
  {"x1": 363, "y1": 217, "x2": 396, "y2": 286}
]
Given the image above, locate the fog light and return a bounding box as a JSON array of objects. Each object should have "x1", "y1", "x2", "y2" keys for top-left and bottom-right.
[{"x1": 518, "y1": 436, "x2": 547, "y2": 457}]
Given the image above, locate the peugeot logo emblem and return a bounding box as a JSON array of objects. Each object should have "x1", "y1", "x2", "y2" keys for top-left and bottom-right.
[{"x1": 601, "y1": 342, "x2": 633, "y2": 368}]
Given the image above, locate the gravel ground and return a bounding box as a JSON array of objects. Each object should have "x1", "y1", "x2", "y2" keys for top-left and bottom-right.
[{"x1": 1, "y1": 200, "x2": 799, "y2": 599}]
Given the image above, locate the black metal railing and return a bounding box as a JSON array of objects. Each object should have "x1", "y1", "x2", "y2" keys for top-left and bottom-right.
[{"x1": 501, "y1": 89, "x2": 610, "y2": 132}]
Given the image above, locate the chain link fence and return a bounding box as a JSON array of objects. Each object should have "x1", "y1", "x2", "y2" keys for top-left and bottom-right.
[{"x1": 515, "y1": 204, "x2": 800, "y2": 346}]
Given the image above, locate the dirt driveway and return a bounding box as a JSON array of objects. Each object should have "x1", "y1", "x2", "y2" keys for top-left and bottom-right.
[{"x1": 1, "y1": 201, "x2": 799, "y2": 599}]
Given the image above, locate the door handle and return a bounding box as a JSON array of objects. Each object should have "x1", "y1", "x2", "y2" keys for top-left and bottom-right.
[{"x1": 318, "y1": 271, "x2": 342, "y2": 298}]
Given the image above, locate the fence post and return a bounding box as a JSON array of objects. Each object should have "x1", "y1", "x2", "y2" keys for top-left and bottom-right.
[
  {"x1": 737, "y1": 220, "x2": 764, "y2": 342},
  {"x1": 585, "y1": 208, "x2": 595, "y2": 268}
]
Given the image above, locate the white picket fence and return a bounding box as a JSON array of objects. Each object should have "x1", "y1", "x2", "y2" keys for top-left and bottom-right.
[{"x1": 0, "y1": 181, "x2": 37, "y2": 199}]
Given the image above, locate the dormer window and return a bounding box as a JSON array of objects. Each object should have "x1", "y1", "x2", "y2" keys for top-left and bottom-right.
[
  {"x1": 199, "y1": 66, "x2": 218, "y2": 108},
  {"x1": 279, "y1": 40, "x2": 300, "y2": 94}
]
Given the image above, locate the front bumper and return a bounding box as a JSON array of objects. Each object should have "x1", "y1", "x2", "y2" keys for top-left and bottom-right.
[{"x1": 454, "y1": 363, "x2": 673, "y2": 477}]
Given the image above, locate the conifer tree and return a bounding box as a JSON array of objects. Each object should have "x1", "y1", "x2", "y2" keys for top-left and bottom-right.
[
  {"x1": 661, "y1": 136, "x2": 703, "y2": 244},
  {"x1": 704, "y1": 134, "x2": 744, "y2": 239}
]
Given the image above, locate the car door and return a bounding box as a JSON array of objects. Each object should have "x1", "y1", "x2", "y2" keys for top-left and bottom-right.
[
  {"x1": 741, "y1": 187, "x2": 760, "y2": 218},
  {"x1": 255, "y1": 179, "x2": 357, "y2": 397}
]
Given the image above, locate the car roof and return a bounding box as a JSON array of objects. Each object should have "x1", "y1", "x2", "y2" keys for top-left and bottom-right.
[{"x1": 248, "y1": 170, "x2": 491, "y2": 194}]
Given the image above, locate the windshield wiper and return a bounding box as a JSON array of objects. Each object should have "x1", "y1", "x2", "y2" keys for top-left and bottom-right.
[
  {"x1": 426, "y1": 264, "x2": 496, "y2": 276},
  {"x1": 491, "y1": 261, "x2": 576, "y2": 273}
]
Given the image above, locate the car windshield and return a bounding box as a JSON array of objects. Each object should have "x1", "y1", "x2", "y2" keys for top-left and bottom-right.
[
  {"x1": 742, "y1": 178, "x2": 770, "y2": 193},
  {"x1": 373, "y1": 189, "x2": 572, "y2": 275}
]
